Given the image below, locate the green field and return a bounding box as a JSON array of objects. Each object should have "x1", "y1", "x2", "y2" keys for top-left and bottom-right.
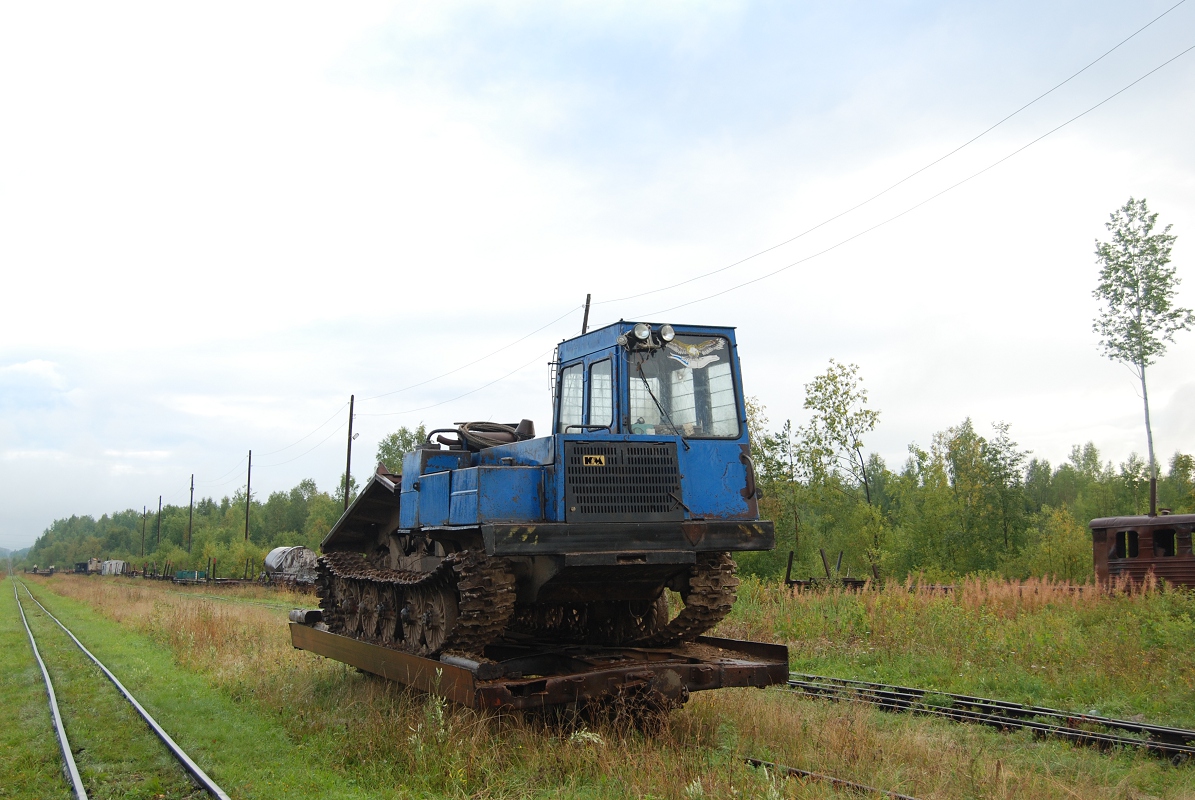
[{"x1": 3, "y1": 573, "x2": 1194, "y2": 799}]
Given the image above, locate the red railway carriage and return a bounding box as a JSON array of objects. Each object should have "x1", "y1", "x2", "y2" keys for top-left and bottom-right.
[{"x1": 1090, "y1": 513, "x2": 1195, "y2": 587}]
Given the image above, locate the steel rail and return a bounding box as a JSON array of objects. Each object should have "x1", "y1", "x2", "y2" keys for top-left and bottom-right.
[
  {"x1": 784, "y1": 673, "x2": 1195, "y2": 760},
  {"x1": 745, "y1": 757, "x2": 921, "y2": 800},
  {"x1": 18, "y1": 581, "x2": 232, "y2": 800},
  {"x1": 12, "y1": 579, "x2": 88, "y2": 800}
]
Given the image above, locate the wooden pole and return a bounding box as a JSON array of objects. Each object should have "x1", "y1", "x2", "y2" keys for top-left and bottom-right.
[
  {"x1": 187, "y1": 474, "x2": 194, "y2": 554},
  {"x1": 244, "y1": 450, "x2": 252, "y2": 542},
  {"x1": 344, "y1": 395, "x2": 355, "y2": 511}
]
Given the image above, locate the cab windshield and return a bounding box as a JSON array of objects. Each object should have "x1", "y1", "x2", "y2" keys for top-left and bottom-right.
[{"x1": 627, "y1": 335, "x2": 740, "y2": 438}]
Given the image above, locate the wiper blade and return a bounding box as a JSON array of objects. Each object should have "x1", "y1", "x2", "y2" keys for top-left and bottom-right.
[{"x1": 634, "y1": 359, "x2": 690, "y2": 451}]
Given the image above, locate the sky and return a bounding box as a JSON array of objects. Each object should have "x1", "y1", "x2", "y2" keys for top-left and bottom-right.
[{"x1": 1, "y1": 1, "x2": 1193, "y2": 550}]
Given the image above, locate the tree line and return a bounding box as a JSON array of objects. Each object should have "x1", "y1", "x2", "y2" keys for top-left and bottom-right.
[{"x1": 741, "y1": 381, "x2": 1193, "y2": 584}]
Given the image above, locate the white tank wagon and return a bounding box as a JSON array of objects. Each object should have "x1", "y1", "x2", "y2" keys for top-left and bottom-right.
[{"x1": 264, "y1": 546, "x2": 319, "y2": 588}]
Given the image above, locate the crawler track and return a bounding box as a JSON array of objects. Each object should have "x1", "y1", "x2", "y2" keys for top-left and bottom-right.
[
  {"x1": 14, "y1": 579, "x2": 231, "y2": 799},
  {"x1": 317, "y1": 549, "x2": 516, "y2": 658},
  {"x1": 784, "y1": 672, "x2": 1195, "y2": 760}
]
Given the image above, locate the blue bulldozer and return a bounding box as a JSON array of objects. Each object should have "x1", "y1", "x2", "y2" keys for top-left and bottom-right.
[{"x1": 317, "y1": 320, "x2": 775, "y2": 658}]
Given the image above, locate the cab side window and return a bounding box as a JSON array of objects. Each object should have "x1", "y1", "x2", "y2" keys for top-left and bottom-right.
[
  {"x1": 556, "y1": 364, "x2": 584, "y2": 433},
  {"x1": 589, "y1": 360, "x2": 612, "y2": 428}
]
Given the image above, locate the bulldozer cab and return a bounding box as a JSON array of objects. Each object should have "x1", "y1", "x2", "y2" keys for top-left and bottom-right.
[{"x1": 553, "y1": 322, "x2": 746, "y2": 442}]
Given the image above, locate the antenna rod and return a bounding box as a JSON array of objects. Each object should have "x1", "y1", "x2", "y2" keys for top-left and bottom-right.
[
  {"x1": 344, "y1": 395, "x2": 355, "y2": 511},
  {"x1": 581, "y1": 294, "x2": 591, "y2": 334},
  {"x1": 187, "y1": 474, "x2": 195, "y2": 554},
  {"x1": 244, "y1": 450, "x2": 252, "y2": 542}
]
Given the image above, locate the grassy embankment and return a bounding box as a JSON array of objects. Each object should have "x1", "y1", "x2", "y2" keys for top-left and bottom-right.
[
  {"x1": 6, "y1": 573, "x2": 1195, "y2": 799},
  {"x1": 725, "y1": 575, "x2": 1195, "y2": 726}
]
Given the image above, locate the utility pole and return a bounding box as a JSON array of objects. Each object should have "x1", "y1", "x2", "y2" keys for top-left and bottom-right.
[
  {"x1": 187, "y1": 474, "x2": 195, "y2": 554},
  {"x1": 581, "y1": 293, "x2": 591, "y2": 335},
  {"x1": 155, "y1": 496, "x2": 162, "y2": 548},
  {"x1": 344, "y1": 395, "x2": 355, "y2": 512},
  {"x1": 244, "y1": 450, "x2": 252, "y2": 542},
  {"x1": 141, "y1": 506, "x2": 147, "y2": 557}
]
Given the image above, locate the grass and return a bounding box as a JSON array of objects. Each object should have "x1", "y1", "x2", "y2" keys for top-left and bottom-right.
[
  {"x1": 9, "y1": 572, "x2": 1195, "y2": 799},
  {"x1": 722, "y1": 575, "x2": 1195, "y2": 726}
]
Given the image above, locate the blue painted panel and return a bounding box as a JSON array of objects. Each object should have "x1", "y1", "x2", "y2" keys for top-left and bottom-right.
[
  {"x1": 450, "y1": 468, "x2": 479, "y2": 525},
  {"x1": 424, "y1": 453, "x2": 467, "y2": 474},
  {"x1": 477, "y1": 467, "x2": 543, "y2": 522},
  {"x1": 542, "y1": 465, "x2": 561, "y2": 522},
  {"x1": 401, "y1": 452, "x2": 423, "y2": 492},
  {"x1": 680, "y1": 440, "x2": 752, "y2": 519},
  {"x1": 476, "y1": 437, "x2": 555, "y2": 466},
  {"x1": 418, "y1": 471, "x2": 451, "y2": 526},
  {"x1": 399, "y1": 491, "x2": 418, "y2": 528}
]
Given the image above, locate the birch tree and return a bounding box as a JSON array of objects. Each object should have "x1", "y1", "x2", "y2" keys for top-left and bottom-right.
[{"x1": 1092, "y1": 198, "x2": 1193, "y2": 512}]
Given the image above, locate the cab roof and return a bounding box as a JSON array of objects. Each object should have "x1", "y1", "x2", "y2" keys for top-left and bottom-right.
[{"x1": 556, "y1": 321, "x2": 738, "y2": 363}]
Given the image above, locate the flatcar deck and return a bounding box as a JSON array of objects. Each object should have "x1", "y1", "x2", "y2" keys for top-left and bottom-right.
[{"x1": 288, "y1": 612, "x2": 788, "y2": 709}]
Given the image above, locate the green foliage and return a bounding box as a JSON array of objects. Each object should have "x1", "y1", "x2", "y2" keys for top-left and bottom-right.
[
  {"x1": 1013, "y1": 505, "x2": 1094, "y2": 583},
  {"x1": 751, "y1": 375, "x2": 1192, "y2": 582},
  {"x1": 375, "y1": 423, "x2": 428, "y2": 471},
  {"x1": 795, "y1": 360, "x2": 880, "y2": 503},
  {"x1": 1092, "y1": 197, "x2": 1192, "y2": 484},
  {"x1": 1092, "y1": 197, "x2": 1191, "y2": 370}
]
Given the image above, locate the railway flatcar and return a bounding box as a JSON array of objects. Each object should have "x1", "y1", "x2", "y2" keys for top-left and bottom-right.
[{"x1": 1090, "y1": 512, "x2": 1195, "y2": 587}]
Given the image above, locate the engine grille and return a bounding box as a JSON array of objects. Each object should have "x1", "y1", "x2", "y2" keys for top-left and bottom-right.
[{"x1": 564, "y1": 441, "x2": 683, "y2": 523}]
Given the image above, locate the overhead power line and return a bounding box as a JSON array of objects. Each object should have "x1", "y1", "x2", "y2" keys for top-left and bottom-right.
[
  {"x1": 256, "y1": 402, "x2": 348, "y2": 457},
  {"x1": 361, "y1": 305, "x2": 582, "y2": 402},
  {"x1": 634, "y1": 41, "x2": 1195, "y2": 319},
  {"x1": 194, "y1": 455, "x2": 247, "y2": 488},
  {"x1": 594, "y1": 0, "x2": 1190, "y2": 310},
  {"x1": 256, "y1": 421, "x2": 348, "y2": 469},
  {"x1": 357, "y1": 348, "x2": 556, "y2": 418}
]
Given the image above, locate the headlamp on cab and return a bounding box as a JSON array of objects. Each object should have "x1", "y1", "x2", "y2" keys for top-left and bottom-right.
[
  {"x1": 659, "y1": 324, "x2": 676, "y2": 342},
  {"x1": 632, "y1": 322, "x2": 651, "y2": 341}
]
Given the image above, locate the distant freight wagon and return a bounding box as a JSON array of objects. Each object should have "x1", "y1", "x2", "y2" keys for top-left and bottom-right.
[{"x1": 1090, "y1": 512, "x2": 1195, "y2": 587}]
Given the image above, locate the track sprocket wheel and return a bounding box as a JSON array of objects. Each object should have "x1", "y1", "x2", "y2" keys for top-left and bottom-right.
[
  {"x1": 402, "y1": 584, "x2": 459, "y2": 655},
  {"x1": 359, "y1": 582, "x2": 381, "y2": 638},
  {"x1": 338, "y1": 578, "x2": 363, "y2": 635},
  {"x1": 378, "y1": 585, "x2": 400, "y2": 644}
]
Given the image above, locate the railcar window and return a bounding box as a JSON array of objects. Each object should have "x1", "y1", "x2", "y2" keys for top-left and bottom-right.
[
  {"x1": 1128, "y1": 531, "x2": 1139, "y2": 558},
  {"x1": 589, "y1": 360, "x2": 612, "y2": 428},
  {"x1": 1154, "y1": 529, "x2": 1176, "y2": 557},
  {"x1": 1114, "y1": 530, "x2": 1140, "y2": 559},
  {"x1": 557, "y1": 364, "x2": 583, "y2": 433}
]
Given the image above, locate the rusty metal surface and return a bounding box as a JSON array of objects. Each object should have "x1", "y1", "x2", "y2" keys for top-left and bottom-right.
[
  {"x1": 291, "y1": 622, "x2": 478, "y2": 704},
  {"x1": 289, "y1": 622, "x2": 788, "y2": 710},
  {"x1": 1090, "y1": 514, "x2": 1195, "y2": 587}
]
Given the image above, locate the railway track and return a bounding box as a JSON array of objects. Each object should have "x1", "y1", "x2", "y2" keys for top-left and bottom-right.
[
  {"x1": 784, "y1": 672, "x2": 1195, "y2": 760},
  {"x1": 12, "y1": 578, "x2": 231, "y2": 799}
]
